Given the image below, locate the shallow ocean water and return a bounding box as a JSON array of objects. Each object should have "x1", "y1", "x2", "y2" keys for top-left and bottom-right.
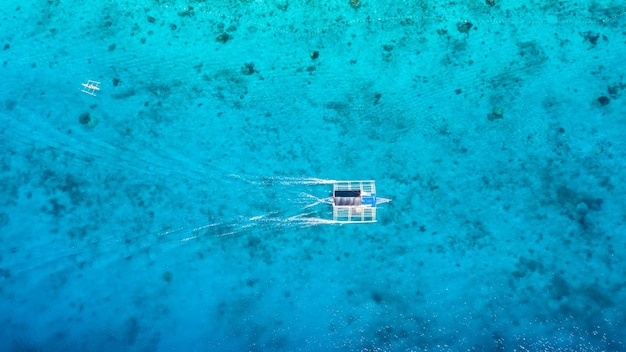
[{"x1": 1, "y1": 0, "x2": 625, "y2": 351}]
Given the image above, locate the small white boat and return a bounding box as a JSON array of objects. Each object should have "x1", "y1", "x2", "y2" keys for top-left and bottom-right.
[
  {"x1": 322, "y1": 180, "x2": 390, "y2": 223},
  {"x1": 81, "y1": 80, "x2": 101, "y2": 96}
]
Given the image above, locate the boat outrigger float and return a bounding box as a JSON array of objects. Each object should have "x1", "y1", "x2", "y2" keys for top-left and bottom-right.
[{"x1": 322, "y1": 180, "x2": 391, "y2": 223}]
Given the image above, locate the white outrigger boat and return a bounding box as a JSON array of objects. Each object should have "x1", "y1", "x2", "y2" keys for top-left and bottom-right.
[
  {"x1": 81, "y1": 80, "x2": 101, "y2": 96},
  {"x1": 322, "y1": 180, "x2": 391, "y2": 223}
]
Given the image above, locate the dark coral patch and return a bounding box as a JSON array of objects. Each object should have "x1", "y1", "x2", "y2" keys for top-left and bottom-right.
[
  {"x1": 242, "y1": 62, "x2": 256, "y2": 75},
  {"x1": 216, "y1": 33, "x2": 231, "y2": 44},
  {"x1": 371, "y1": 291, "x2": 383, "y2": 304},
  {"x1": 162, "y1": 271, "x2": 173, "y2": 283},
  {"x1": 597, "y1": 96, "x2": 610, "y2": 106},
  {"x1": 457, "y1": 22, "x2": 473, "y2": 34},
  {"x1": 79, "y1": 112, "x2": 91, "y2": 125}
]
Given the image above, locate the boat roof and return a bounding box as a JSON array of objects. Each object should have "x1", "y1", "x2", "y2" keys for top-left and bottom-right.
[{"x1": 328, "y1": 180, "x2": 388, "y2": 224}]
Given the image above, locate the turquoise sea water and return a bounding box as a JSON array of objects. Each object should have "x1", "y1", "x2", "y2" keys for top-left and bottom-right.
[{"x1": 1, "y1": 0, "x2": 626, "y2": 350}]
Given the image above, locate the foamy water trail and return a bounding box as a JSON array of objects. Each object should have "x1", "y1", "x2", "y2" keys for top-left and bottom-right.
[
  {"x1": 4, "y1": 172, "x2": 337, "y2": 277},
  {"x1": 228, "y1": 175, "x2": 337, "y2": 186}
]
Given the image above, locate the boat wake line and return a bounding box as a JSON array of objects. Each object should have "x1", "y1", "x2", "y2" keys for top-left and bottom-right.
[
  {"x1": 150, "y1": 178, "x2": 392, "y2": 247},
  {"x1": 152, "y1": 190, "x2": 338, "y2": 243}
]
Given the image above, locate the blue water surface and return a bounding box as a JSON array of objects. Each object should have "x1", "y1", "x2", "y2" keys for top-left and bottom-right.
[{"x1": 1, "y1": 0, "x2": 625, "y2": 351}]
